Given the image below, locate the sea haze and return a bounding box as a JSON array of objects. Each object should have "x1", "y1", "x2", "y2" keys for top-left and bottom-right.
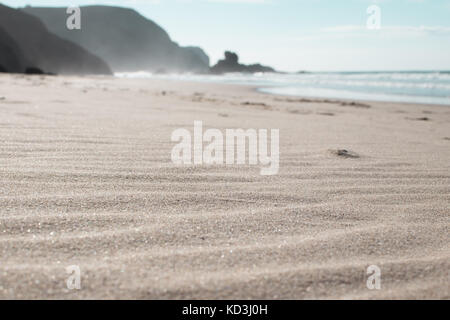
[{"x1": 116, "y1": 71, "x2": 450, "y2": 106}]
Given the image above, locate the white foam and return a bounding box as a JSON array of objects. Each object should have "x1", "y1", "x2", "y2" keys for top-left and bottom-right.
[{"x1": 114, "y1": 71, "x2": 450, "y2": 106}]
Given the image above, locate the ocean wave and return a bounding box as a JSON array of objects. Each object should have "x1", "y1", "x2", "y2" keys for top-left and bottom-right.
[{"x1": 114, "y1": 71, "x2": 450, "y2": 105}]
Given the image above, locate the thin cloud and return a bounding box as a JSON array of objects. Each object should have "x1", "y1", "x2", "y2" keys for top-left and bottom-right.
[
  {"x1": 289, "y1": 25, "x2": 450, "y2": 41},
  {"x1": 206, "y1": 0, "x2": 271, "y2": 3}
]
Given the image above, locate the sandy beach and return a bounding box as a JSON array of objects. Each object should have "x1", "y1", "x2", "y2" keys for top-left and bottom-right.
[{"x1": 0, "y1": 73, "x2": 449, "y2": 299}]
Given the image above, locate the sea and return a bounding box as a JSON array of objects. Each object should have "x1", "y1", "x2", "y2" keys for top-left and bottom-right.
[{"x1": 115, "y1": 71, "x2": 450, "y2": 106}]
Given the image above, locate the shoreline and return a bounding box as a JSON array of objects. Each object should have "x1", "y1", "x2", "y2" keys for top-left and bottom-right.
[
  {"x1": 114, "y1": 71, "x2": 450, "y2": 107},
  {"x1": 257, "y1": 87, "x2": 450, "y2": 108}
]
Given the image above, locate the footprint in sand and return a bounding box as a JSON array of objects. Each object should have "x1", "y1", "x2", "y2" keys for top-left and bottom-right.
[
  {"x1": 241, "y1": 101, "x2": 268, "y2": 107},
  {"x1": 318, "y1": 112, "x2": 335, "y2": 116},
  {"x1": 288, "y1": 109, "x2": 311, "y2": 115},
  {"x1": 241, "y1": 101, "x2": 272, "y2": 111},
  {"x1": 339, "y1": 101, "x2": 371, "y2": 108}
]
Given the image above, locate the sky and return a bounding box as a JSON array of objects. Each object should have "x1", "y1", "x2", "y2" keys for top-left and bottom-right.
[{"x1": 2, "y1": 0, "x2": 450, "y2": 72}]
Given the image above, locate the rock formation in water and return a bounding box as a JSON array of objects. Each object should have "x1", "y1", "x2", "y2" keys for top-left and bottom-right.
[
  {"x1": 23, "y1": 5, "x2": 210, "y2": 73},
  {"x1": 0, "y1": 4, "x2": 111, "y2": 75},
  {"x1": 210, "y1": 51, "x2": 275, "y2": 74}
]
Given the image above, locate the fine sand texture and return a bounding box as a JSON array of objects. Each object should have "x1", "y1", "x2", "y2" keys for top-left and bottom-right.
[{"x1": 0, "y1": 73, "x2": 449, "y2": 299}]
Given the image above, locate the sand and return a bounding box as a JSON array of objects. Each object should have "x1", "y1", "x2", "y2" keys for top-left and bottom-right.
[{"x1": 0, "y1": 73, "x2": 449, "y2": 299}]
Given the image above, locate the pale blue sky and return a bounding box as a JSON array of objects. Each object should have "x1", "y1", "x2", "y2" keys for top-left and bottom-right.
[{"x1": 2, "y1": 0, "x2": 450, "y2": 71}]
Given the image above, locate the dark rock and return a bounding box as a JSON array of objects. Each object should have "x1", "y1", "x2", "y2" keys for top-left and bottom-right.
[
  {"x1": 25, "y1": 67, "x2": 45, "y2": 75},
  {"x1": 241, "y1": 101, "x2": 268, "y2": 107},
  {"x1": 330, "y1": 149, "x2": 360, "y2": 159},
  {"x1": 318, "y1": 112, "x2": 335, "y2": 116},
  {"x1": 0, "y1": 25, "x2": 28, "y2": 73},
  {"x1": 211, "y1": 51, "x2": 275, "y2": 74},
  {"x1": 23, "y1": 6, "x2": 210, "y2": 73},
  {"x1": 225, "y1": 51, "x2": 238, "y2": 65},
  {"x1": 406, "y1": 116, "x2": 431, "y2": 121},
  {"x1": 0, "y1": 4, "x2": 111, "y2": 75},
  {"x1": 340, "y1": 101, "x2": 371, "y2": 108}
]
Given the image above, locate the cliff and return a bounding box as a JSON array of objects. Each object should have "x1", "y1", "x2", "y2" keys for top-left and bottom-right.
[
  {"x1": 23, "y1": 5, "x2": 210, "y2": 73},
  {"x1": 0, "y1": 4, "x2": 111, "y2": 75},
  {"x1": 0, "y1": 26, "x2": 28, "y2": 73}
]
